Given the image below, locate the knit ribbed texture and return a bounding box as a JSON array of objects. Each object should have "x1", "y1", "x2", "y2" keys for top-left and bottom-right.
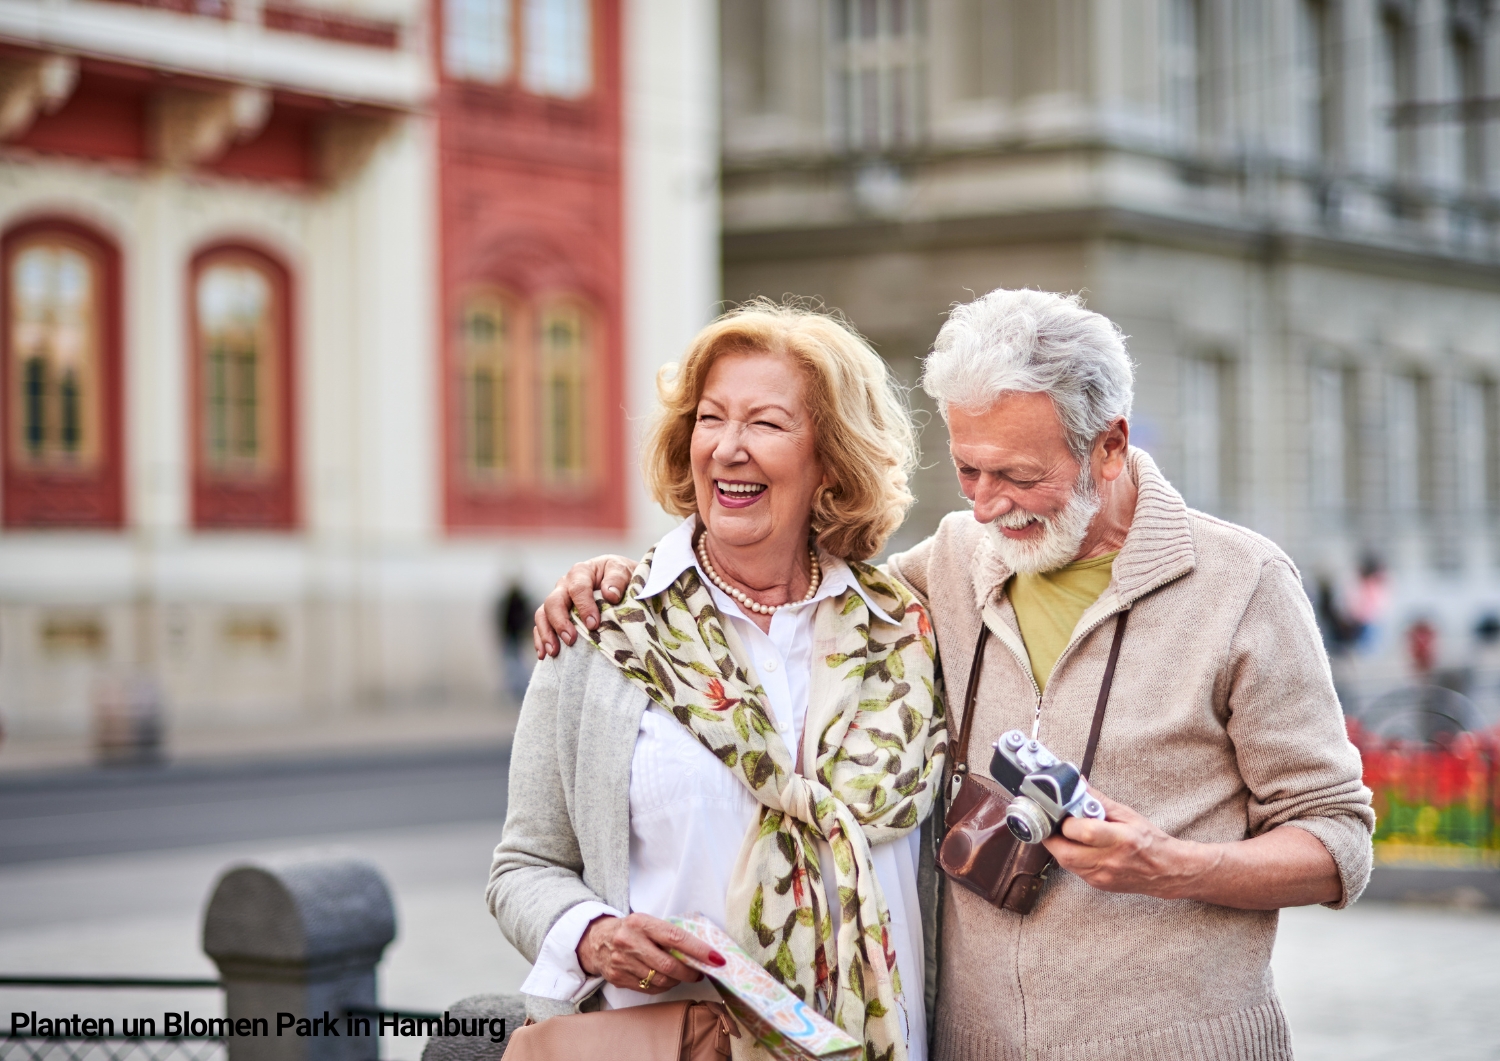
[
  {"x1": 935, "y1": 999, "x2": 1292, "y2": 1061},
  {"x1": 889, "y1": 449, "x2": 1372, "y2": 1061}
]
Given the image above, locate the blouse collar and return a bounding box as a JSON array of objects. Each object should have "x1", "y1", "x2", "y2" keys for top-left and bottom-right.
[{"x1": 639, "y1": 516, "x2": 897, "y2": 626}]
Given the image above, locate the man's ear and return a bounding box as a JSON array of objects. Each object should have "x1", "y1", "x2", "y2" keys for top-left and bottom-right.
[{"x1": 1096, "y1": 418, "x2": 1130, "y2": 481}]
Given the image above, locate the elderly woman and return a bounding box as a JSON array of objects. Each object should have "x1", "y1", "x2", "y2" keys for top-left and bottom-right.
[{"x1": 488, "y1": 303, "x2": 946, "y2": 1061}]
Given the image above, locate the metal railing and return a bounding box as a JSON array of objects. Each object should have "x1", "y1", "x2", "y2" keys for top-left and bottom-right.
[
  {"x1": 0, "y1": 976, "x2": 446, "y2": 1061},
  {"x1": 0, "y1": 979, "x2": 221, "y2": 990},
  {"x1": 0, "y1": 1038, "x2": 226, "y2": 1061},
  {"x1": 1, "y1": 973, "x2": 227, "y2": 1061}
]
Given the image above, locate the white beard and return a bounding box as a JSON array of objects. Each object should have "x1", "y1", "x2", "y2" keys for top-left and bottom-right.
[{"x1": 982, "y1": 467, "x2": 1101, "y2": 575}]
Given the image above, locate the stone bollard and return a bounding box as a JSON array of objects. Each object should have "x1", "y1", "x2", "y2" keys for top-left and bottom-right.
[
  {"x1": 419, "y1": 996, "x2": 528, "y2": 1061},
  {"x1": 203, "y1": 854, "x2": 397, "y2": 1061}
]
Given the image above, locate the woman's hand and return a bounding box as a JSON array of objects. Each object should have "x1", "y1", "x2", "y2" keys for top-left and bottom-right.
[
  {"x1": 533, "y1": 555, "x2": 636, "y2": 658},
  {"x1": 575, "y1": 913, "x2": 726, "y2": 993}
]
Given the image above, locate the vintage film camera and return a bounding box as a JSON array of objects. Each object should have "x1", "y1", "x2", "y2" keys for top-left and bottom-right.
[{"x1": 988, "y1": 729, "x2": 1107, "y2": 844}]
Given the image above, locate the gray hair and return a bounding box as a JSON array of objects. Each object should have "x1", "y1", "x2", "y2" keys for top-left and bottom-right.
[{"x1": 921, "y1": 289, "x2": 1135, "y2": 460}]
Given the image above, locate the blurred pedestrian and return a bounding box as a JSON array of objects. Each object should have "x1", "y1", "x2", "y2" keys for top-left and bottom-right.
[
  {"x1": 1350, "y1": 554, "x2": 1390, "y2": 653},
  {"x1": 1407, "y1": 618, "x2": 1437, "y2": 678},
  {"x1": 497, "y1": 584, "x2": 534, "y2": 702},
  {"x1": 1315, "y1": 577, "x2": 1364, "y2": 654}
]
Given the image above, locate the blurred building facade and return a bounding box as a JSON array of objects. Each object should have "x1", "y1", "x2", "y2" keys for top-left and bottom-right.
[
  {"x1": 722, "y1": 0, "x2": 1500, "y2": 688},
  {"x1": 0, "y1": 0, "x2": 717, "y2": 739}
]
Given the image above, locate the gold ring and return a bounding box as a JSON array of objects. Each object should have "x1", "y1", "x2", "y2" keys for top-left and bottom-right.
[{"x1": 638, "y1": 969, "x2": 656, "y2": 991}]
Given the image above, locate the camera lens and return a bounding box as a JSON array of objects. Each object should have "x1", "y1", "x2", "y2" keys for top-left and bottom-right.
[{"x1": 1005, "y1": 798, "x2": 1052, "y2": 845}]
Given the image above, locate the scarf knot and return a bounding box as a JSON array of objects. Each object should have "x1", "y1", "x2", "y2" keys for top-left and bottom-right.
[{"x1": 776, "y1": 773, "x2": 823, "y2": 828}]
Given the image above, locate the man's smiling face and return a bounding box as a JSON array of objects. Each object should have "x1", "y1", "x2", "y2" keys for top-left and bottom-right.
[{"x1": 948, "y1": 390, "x2": 1102, "y2": 573}]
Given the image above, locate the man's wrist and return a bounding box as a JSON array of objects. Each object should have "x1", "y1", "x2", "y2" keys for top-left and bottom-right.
[{"x1": 1156, "y1": 837, "x2": 1222, "y2": 902}]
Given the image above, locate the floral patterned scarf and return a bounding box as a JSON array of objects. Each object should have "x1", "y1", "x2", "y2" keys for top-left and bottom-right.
[{"x1": 576, "y1": 549, "x2": 946, "y2": 1061}]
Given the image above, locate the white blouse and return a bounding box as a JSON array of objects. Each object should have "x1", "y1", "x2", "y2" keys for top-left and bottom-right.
[{"x1": 518, "y1": 518, "x2": 927, "y2": 1060}]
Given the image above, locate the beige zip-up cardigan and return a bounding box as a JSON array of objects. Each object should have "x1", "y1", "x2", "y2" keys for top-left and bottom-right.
[{"x1": 885, "y1": 449, "x2": 1374, "y2": 1061}]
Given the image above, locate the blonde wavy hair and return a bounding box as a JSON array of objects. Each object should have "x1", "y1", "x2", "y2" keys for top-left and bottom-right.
[{"x1": 641, "y1": 300, "x2": 917, "y2": 561}]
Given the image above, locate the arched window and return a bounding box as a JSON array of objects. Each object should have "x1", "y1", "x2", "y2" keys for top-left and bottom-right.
[
  {"x1": 447, "y1": 286, "x2": 607, "y2": 528},
  {"x1": 460, "y1": 290, "x2": 519, "y2": 477},
  {"x1": 190, "y1": 245, "x2": 296, "y2": 529},
  {"x1": 537, "y1": 299, "x2": 590, "y2": 482},
  {"x1": 3, "y1": 220, "x2": 123, "y2": 528},
  {"x1": 15, "y1": 242, "x2": 99, "y2": 467}
]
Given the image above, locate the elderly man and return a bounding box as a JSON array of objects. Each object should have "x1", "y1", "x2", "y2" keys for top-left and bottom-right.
[{"x1": 534, "y1": 288, "x2": 1374, "y2": 1060}]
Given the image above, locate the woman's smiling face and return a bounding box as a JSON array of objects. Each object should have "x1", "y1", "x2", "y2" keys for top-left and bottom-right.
[{"x1": 691, "y1": 348, "x2": 827, "y2": 554}]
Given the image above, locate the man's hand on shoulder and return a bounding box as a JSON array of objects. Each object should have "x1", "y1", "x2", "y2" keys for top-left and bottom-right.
[
  {"x1": 1044, "y1": 789, "x2": 1343, "y2": 910},
  {"x1": 533, "y1": 555, "x2": 636, "y2": 658}
]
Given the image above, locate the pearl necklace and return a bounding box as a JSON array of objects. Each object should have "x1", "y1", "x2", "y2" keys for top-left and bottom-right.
[{"x1": 695, "y1": 533, "x2": 821, "y2": 616}]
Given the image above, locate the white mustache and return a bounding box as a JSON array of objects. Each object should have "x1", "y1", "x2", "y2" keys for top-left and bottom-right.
[
  {"x1": 982, "y1": 467, "x2": 1101, "y2": 574},
  {"x1": 991, "y1": 509, "x2": 1045, "y2": 530}
]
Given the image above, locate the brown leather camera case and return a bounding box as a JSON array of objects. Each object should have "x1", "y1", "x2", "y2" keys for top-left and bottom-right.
[{"x1": 937, "y1": 611, "x2": 1128, "y2": 914}]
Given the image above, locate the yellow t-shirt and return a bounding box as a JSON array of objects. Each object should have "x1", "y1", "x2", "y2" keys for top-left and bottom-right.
[{"x1": 1006, "y1": 551, "x2": 1118, "y2": 692}]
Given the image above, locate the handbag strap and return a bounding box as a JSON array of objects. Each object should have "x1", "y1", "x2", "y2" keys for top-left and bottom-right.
[{"x1": 952, "y1": 609, "x2": 1129, "y2": 778}]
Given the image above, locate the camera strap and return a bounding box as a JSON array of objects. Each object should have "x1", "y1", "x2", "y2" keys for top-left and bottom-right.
[
  {"x1": 951, "y1": 608, "x2": 1129, "y2": 785},
  {"x1": 1081, "y1": 610, "x2": 1129, "y2": 775},
  {"x1": 938, "y1": 608, "x2": 1131, "y2": 914}
]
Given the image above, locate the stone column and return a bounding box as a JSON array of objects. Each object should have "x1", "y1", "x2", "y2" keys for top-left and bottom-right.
[{"x1": 203, "y1": 854, "x2": 396, "y2": 1061}]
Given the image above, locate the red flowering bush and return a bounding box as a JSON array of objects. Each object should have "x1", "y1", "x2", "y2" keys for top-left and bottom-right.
[{"x1": 1347, "y1": 717, "x2": 1500, "y2": 852}]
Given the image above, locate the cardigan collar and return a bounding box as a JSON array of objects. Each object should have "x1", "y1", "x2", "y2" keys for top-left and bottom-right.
[{"x1": 970, "y1": 447, "x2": 1196, "y2": 614}]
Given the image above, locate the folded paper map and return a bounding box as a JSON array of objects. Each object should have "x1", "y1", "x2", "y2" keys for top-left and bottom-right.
[{"x1": 669, "y1": 914, "x2": 863, "y2": 1061}]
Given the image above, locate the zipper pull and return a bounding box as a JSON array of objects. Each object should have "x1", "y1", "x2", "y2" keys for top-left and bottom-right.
[{"x1": 1030, "y1": 694, "x2": 1042, "y2": 740}]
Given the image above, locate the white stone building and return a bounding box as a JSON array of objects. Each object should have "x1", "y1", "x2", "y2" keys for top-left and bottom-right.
[{"x1": 721, "y1": 0, "x2": 1500, "y2": 695}]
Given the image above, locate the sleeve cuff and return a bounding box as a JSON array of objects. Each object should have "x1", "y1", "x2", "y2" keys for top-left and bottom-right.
[
  {"x1": 1282, "y1": 816, "x2": 1374, "y2": 910},
  {"x1": 518, "y1": 901, "x2": 622, "y2": 1003}
]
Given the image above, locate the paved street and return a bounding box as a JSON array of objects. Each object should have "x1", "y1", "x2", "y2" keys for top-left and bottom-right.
[
  {"x1": 2, "y1": 749, "x2": 1498, "y2": 1060},
  {"x1": 0, "y1": 821, "x2": 529, "y2": 1059},
  {"x1": 1274, "y1": 902, "x2": 1500, "y2": 1061},
  {"x1": 0, "y1": 746, "x2": 510, "y2": 864},
  {"x1": 0, "y1": 747, "x2": 523, "y2": 1060}
]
